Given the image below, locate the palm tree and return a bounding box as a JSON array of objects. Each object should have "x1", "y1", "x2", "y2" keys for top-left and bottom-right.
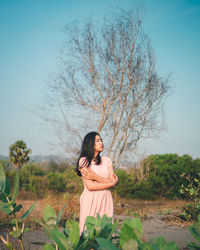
[{"x1": 9, "y1": 140, "x2": 32, "y2": 170}]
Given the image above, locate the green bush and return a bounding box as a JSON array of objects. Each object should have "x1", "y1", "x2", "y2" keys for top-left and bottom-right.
[
  {"x1": 47, "y1": 172, "x2": 66, "y2": 193},
  {"x1": 2, "y1": 153, "x2": 200, "y2": 200},
  {"x1": 21, "y1": 164, "x2": 45, "y2": 176},
  {"x1": 114, "y1": 169, "x2": 135, "y2": 198},
  {"x1": 142, "y1": 154, "x2": 200, "y2": 199},
  {"x1": 45, "y1": 160, "x2": 71, "y2": 173},
  {"x1": 131, "y1": 180, "x2": 155, "y2": 200},
  {"x1": 113, "y1": 154, "x2": 200, "y2": 200},
  {"x1": 29, "y1": 176, "x2": 46, "y2": 197}
]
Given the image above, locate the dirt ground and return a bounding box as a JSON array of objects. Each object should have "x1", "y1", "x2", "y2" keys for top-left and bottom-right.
[{"x1": 0, "y1": 198, "x2": 197, "y2": 249}]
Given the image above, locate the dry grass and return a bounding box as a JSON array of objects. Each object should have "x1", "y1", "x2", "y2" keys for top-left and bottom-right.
[
  {"x1": 0, "y1": 191, "x2": 193, "y2": 230},
  {"x1": 113, "y1": 195, "x2": 190, "y2": 216}
]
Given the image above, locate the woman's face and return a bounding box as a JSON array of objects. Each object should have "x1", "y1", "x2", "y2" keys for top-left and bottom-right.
[{"x1": 94, "y1": 135, "x2": 104, "y2": 153}]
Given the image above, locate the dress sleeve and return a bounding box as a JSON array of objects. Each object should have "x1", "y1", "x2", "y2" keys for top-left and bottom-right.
[
  {"x1": 105, "y1": 156, "x2": 112, "y2": 167},
  {"x1": 78, "y1": 157, "x2": 89, "y2": 169}
]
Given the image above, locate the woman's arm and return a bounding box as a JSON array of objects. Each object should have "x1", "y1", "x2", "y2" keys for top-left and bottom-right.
[
  {"x1": 82, "y1": 178, "x2": 114, "y2": 191},
  {"x1": 108, "y1": 164, "x2": 118, "y2": 186},
  {"x1": 82, "y1": 167, "x2": 118, "y2": 191},
  {"x1": 79, "y1": 157, "x2": 109, "y2": 183},
  {"x1": 78, "y1": 157, "x2": 118, "y2": 187},
  {"x1": 80, "y1": 167, "x2": 111, "y2": 183},
  {"x1": 80, "y1": 164, "x2": 118, "y2": 186}
]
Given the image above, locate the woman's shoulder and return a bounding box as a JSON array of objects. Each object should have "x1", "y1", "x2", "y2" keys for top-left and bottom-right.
[
  {"x1": 79, "y1": 157, "x2": 89, "y2": 168},
  {"x1": 101, "y1": 156, "x2": 112, "y2": 165}
]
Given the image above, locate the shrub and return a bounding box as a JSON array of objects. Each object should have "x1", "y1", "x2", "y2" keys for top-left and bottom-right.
[
  {"x1": 29, "y1": 176, "x2": 46, "y2": 198},
  {"x1": 114, "y1": 169, "x2": 135, "y2": 198},
  {"x1": 47, "y1": 172, "x2": 66, "y2": 193},
  {"x1": 180, "y1": 203, "x2": 200, "y2": 221},
  {"x1": 132, "y1": 180, "x2": 155, "y2": 200}
]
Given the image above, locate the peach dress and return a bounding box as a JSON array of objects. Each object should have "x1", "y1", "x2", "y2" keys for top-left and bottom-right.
[{"x1": 79, "y1": 156, "x2": 114, "y2": 233}]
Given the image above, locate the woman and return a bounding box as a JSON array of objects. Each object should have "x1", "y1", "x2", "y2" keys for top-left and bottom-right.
[{"x1": 76, "y1": 131, "x2": 118, "y2": 233}]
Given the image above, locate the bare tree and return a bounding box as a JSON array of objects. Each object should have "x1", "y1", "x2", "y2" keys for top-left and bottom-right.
[{"x1": 43, "y1": 9, "x2": 171, "y2": 165}]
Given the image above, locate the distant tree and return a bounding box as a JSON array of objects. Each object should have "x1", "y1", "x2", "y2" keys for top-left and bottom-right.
[
  {"x1": 43, "y1": 8, "x2": 171, "y2": 164},
  {"x1": 9, "y1": 140, "x2": 32, "y2": 170}
]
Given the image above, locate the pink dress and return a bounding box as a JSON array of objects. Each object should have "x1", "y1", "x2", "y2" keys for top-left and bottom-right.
[{"x1": 79, "y1": 156, "x2": 114, "y2": 233}]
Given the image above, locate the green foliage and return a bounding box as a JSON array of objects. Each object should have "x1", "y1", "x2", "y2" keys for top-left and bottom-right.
[
  {"x1": 3, "y1": 153, "x2": 200, "y2": 201},
  {"x1": 114, "y1": 169, "x2": 135, "y2": 198},
  {"x1": 29, "y1": 176, "x2": 46, "y2": 197},
  {"x1": 146, "y1": 154, "x2": 186, "y2": 199},
  {"x1": 180, "y1": 203, "x2": 200, "y2": 221},
  {"x1": 114, "y1": 153, "x2": 200, "y2": 200},
  {"x1": 179, "y1": 173, "x2": 200, "y2": 200},
  {"x1": 179, "y1": 172, "x2": 200, "y2": 221},
  {"x1": 18, "y1": 164, "x2": 46, "y2": 197},
  {"x1": 34, "y1": 206, "x2": 180, "y2": 250},
  {"x1": 64, "y1": 166, "x2": 83, "y2": 193},
  {"x1": 131, "y1": 180, "x2": 155, "y2": 200},
  {"x1": 0, "y1": 159, "x2": 10, "y2": 170},
  {"x1": 1, "y1": 161, "x2": 83, "y2": 197},
  {"x1": 9, "y1": 140, "x2": 32, "y2": 169},
  {"x1": 22, "y1": 164, "x2": 45, "y2": 176},
  {"x1": 47, "y1": 172, "x2": 66, "y2": 193},
  {"x1": 0, "y1": 164, "x2": 37, "y2": 249},
  {"x1": 45, "y1": 160, "x2": 71, "y2": 173},
  {"x1": 30, "y1": 200, "x2": 180, "y2": 250},
  {"x1": 187, "y1": 214, "x2": 200, "y2": 249},
  {"x1": 32, "y1": 203, "x2": 66, "y2": 249}
]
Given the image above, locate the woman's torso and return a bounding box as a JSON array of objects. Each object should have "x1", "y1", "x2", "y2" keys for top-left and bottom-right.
[{"x1": 82, "y1": 156, "x2": 111, "y2": 192}]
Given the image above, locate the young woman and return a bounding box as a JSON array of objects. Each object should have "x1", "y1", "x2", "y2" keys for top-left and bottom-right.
[{"x1": 76, "y1": 131, "x2": 118, "y2": 233}]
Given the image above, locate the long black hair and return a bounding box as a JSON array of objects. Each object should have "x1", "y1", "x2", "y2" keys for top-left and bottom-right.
[{"x1": 76, "y1": 131, "x2": 102, "y2": 176}]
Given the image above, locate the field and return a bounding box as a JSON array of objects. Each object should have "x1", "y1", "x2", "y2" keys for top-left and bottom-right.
[
  {"x1": 0, "y1": 195, "x2": 196, "y2": 249},
  {"x1": 1, "y1": 154, "x2": 200, "y2": 249}
]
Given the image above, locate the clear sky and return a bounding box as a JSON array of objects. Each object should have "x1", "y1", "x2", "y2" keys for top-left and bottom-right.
[{"x1": 0, "y1": 0, "x2": 200, "y2": 159}]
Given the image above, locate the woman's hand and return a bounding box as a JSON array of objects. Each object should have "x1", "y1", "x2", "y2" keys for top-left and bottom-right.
[
  {"x1": 80, "y1": 168, "x2": 98, "y2": 180},
  {"x1": 81, "y1": 167, "x2": 118, "y2": 187},
  {"x1": 111, "y1": 174, "x2": 118, "y2": 186}
]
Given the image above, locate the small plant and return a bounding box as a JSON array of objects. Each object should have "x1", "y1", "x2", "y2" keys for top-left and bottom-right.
[
  {"x1": 179, "y1": 173, "x2": 200, "y2": 201},
  {"x1": 34, "y1": 204, "x2": 179, "y2": 250},
  {"x1": 180, "y1": 202, "x2": 200, "y2": 221},
  {"x1": 32, "y1": 203, "x2": 66, "y2": 249},
  {"x1": 34, "y1": 208, "x2": 118, "y2": 249},
  {"x1": 125, "y1": 209, "x2": 131, "y2": 215},
  {"x1": 165, "y1": 208, "x2": 172, "y2": 215},
  {"x1": 118, "y1": 217, "x2": 178, "y2": 250},
  {"x1": 179, "y1": 172, "x2": 200, "y2": 221},
  {"x1": 0, "y1": 165, "x2": 37, "y2": 250},
  {"x1": 187, "y1": 214, "x2": 200, "y2": 249},
  {"x1": 132, "y1": 212, "x2": 140, "y2": 217}
]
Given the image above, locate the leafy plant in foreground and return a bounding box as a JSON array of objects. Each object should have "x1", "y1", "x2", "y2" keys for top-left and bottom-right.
[
  {"x1": 0, "y1": 165, "x2": 37, "y2": 250},
  {"x1": 34, "y1": 203, "x2": 179, "y2": 250},
  {"x1": 32, "y1": 203, "x2": 66, "y2": 249},
  {"x1": 187, "y1": 214, "x2": 200, "y2": 249}
]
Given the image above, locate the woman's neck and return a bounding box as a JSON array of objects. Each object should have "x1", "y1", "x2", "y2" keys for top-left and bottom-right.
[
  {"x1": 93, "y1": 152, "x2": 99, "y2": 161},
  {"x1": 94, "y1": 152, "x2": 98, "y2": 159}
]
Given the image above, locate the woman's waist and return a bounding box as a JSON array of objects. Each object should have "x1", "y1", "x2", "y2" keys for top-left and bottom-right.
[{"x1": 82, "y1": 186, "x2": 111, "y2": 194}]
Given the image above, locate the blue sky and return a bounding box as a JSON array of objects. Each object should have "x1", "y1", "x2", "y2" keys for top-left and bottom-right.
[{"x1": 0, "y1": 0, "x2": 200, "y2": 159}]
